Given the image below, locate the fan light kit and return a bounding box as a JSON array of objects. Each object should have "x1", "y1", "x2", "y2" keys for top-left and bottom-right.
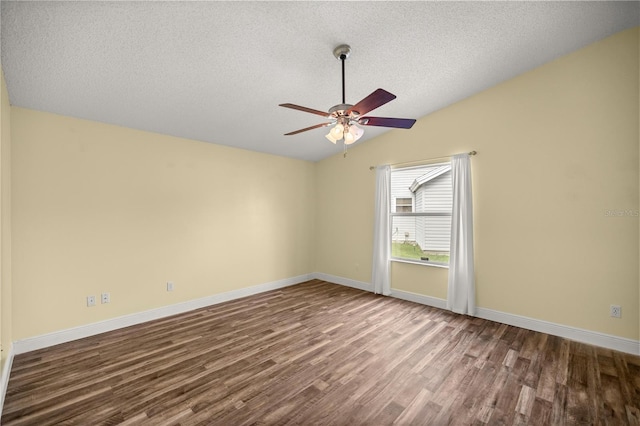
[{"x1": 280, "y1": 44, "x2": 416, "y2": 154}]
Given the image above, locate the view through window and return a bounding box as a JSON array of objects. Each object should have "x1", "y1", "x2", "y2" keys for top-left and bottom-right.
[{"x1": 390, "y1": 163, "x2": 452, "y2": 265}]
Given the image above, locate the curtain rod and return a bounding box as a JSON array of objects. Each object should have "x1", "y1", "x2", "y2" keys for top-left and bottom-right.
[{"x1": 369, "y1": 150, "x2": 477, "y2": 171}]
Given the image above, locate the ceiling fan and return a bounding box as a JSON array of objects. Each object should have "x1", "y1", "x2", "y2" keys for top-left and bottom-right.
[{"x1": 280, "y1": 44, "x2": 416, "y2": 146}]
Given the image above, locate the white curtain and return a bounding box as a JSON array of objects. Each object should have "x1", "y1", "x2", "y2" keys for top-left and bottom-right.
[
  {"x1": 372, "y1": 165, "x2": 391, "y2": 295},
  {"x1": 447, "y1": 154, "x2": 476, "y2": 315}
]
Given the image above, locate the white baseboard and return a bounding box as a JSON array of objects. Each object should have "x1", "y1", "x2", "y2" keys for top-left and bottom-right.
[
  {"x1": 13, "y1": 273, "x2": 313, "y2": 355},
  {"x1": 312, "y1": 272, "x2": 373, "y2": 292},
  {"x1": 0, "y1": 343, "x2": 15, "y2": 418},
  {"x1": 390, "y1": 288, "x2": 448, "y2": 310},
  {"x1": 314, "y1": 273, "x2": 640, "y2": 356},
  {"x1": 10, "y1": 271, "x2": 640, "y2": 357},
  {"x1": 475, "y1": 306, "x2": 640, "y2": 356}
]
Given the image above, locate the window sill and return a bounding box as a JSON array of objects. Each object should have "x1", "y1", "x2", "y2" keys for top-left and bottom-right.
[{"x1": 391, "y1": 258, "x2": 449, "y2": 269}]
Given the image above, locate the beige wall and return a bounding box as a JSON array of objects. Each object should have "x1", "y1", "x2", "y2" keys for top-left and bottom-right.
[
  {"x1": 316, "y1": 27, "x2": 639, "y2": 340},
  {"x1": 1, "y1": 70, "x2": 12, "y2": 367},
  {"x1": 11, "y1": 109, "x2": 315, "y2": 339}
]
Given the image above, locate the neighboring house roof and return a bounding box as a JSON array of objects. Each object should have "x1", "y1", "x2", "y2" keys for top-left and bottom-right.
[{"x1": 409, "y1": 165, "x2": 451, "y2": 193}]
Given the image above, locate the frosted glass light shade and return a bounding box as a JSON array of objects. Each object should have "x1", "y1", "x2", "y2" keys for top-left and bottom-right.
[
  {"x1": 344, "y1": 131, "x2": 355, "y2": 145},
  {"x1": 325, "y1": 133, "x2": 338, "y2": 144},
  {"x1": 346, "y1": 124, "x2": 363, "y2": 144},
  {"x1": 330, "y1": 123, "x2": 344, "y2": 139}
]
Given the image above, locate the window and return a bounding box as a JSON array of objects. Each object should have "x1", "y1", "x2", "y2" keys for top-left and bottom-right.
[
  {"x1": 390, "y1": 163, "x2": 452, "y2": 266},
  {"x1": 395, "y1": 198, "x2": 413, "y2": 212}
]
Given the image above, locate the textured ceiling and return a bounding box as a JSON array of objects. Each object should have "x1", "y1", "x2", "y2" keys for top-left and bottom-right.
[{"x1": 1, "y1": 1, "x2": 638, "y2": 162}]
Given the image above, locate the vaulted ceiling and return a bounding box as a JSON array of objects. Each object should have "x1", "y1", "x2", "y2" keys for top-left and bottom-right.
[{"x1": 2, "y1": 1, "x2": 638, "y2": 161}]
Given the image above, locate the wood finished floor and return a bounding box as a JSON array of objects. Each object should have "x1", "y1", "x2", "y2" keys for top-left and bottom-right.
[{"x1": 3, "y1": 280, "x2": 640, "y2": 425}]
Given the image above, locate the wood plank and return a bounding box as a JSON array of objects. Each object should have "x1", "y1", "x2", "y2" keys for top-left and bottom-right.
[{"x1": 3, "y1": 280, "x2": 639, "y2": 425}]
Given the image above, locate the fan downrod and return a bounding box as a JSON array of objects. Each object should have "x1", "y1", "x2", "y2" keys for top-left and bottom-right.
[{"x1": 333, "y1": 44, "x2": 351, "y2": 104}]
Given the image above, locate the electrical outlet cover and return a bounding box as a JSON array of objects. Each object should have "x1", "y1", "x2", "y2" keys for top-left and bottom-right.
[
  {"x1": 610, "y1": 305, "x2": 621, "y2": 318},
  {"x1": 101, "y1": 293, "x2": 110, "y2": 304},
  {"x1": 87, "y1": 295, "x2": 96, "y2": 307}
]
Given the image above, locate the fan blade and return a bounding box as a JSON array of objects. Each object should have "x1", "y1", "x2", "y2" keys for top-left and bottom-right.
[
  {"x1": 359, "y1": 117, "x2": 416, "y2": 129},
  {"x1": 346, "y1": 88, "x2": 396, "y2": 116},
  {"x1": 284, "y1": 122, "x2": 332, "y2": 136},
  {"x1": 280, "y1": 103, "x2": 330, "y2": 118}
]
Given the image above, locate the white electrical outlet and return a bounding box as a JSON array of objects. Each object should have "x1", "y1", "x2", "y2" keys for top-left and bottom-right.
[
  {"x1": 167, "y1": 281, "x2": 174, "y2": 292},
  {"x1": 101, "y1": 292, "x2": 110, "y2": 304},
  {"x1": 610, "y1": 305, "x2": 622, "y2": 318},
  {"x1": 86, "y1": 295, "x2": 96, "y2": 307}
]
